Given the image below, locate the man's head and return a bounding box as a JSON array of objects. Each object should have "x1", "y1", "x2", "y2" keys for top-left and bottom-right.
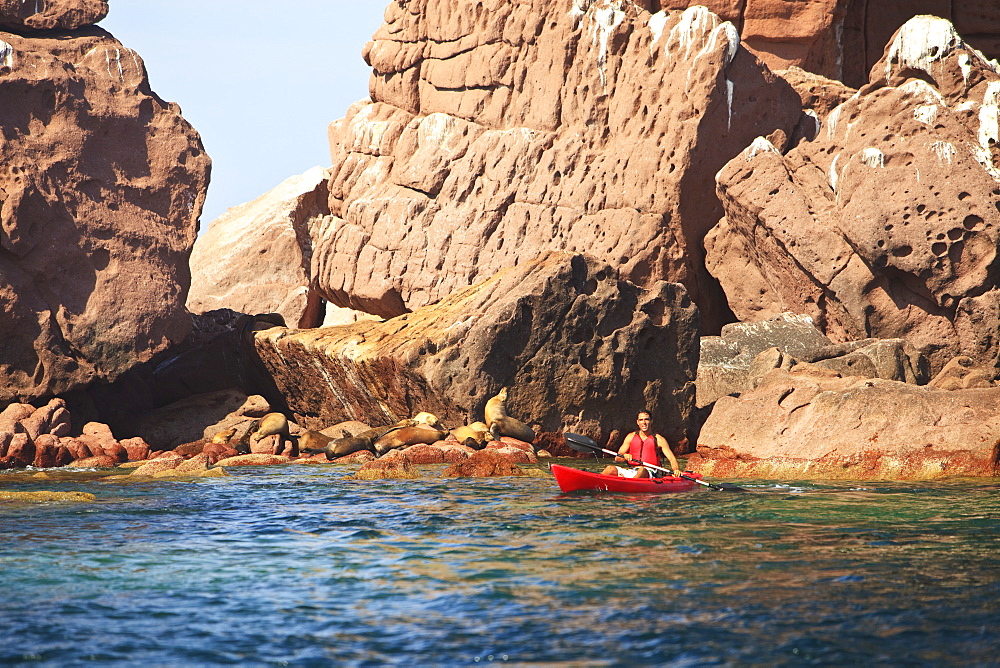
[{"x1": 636, "y1": 411, "x2": 651, "y2": 431}]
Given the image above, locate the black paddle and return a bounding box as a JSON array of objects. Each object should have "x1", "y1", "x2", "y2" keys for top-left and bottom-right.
[{"x1": 563, "y1": 432, "x2": 746, "y2": 492}]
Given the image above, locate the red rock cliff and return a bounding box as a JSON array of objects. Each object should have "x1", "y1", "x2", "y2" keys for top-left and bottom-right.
[
  {"x1": 0, "y1": 22, "x2": 211, "y2": 404},
  {"x1": 313, "y1": 1, "x2": 802, "y2": 332}
]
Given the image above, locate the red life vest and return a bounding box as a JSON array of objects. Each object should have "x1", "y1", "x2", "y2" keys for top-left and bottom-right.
[{"x1": 628, "y1": 433, "x2": 660, "y2": 467}]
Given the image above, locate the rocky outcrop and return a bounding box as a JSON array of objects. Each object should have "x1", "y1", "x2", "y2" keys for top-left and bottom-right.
[
  {"x1": 313, "y1": 3, "x2": 800, "y2": 331},
  {"x1": 0, "y1": 398, "x2": 154, "y2": 469},
  {"x1": 698, "y1": 314, "x2": 929, "y2": 407},
  {"x1": 0, "y1": 26, "x2": 210, "y2": 404},
  {"x1": 706, "y1": 16, "x2": 1000, "y2": 374},
  {"x1": 255, "y1": 252, "x2": 700, "y2": 446},
  {"x1": 71, "y1": 310, "x2": 287, "y2": 443},
  {"x1": 188, "y1": 167, "x2": 330, "y2": 329},
  {"x1": 0, "y1": 0, "x2": 106, "y2": 29},
  {"x1": 660, "y1": 1, "x2": 1000, "y2": 88},
  {"x1": 698, "y1": 313, "x2": 831, "y2": 407},
  {"x1": 693, "y1": 367, "x2": 1000, "y2": 479},
  {"x1": 928, "y1": 355, "x2": 997, "y2": 390}
]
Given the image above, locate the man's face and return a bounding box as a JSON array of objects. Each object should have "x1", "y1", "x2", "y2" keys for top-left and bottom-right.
[{"x1": 636, "y1": 413, "x2": 651, "y2": 431}]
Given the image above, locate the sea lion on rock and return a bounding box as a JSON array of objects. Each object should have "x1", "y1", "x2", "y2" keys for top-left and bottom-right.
[
  {"x1": 412, "y1": 411, "x2": 444, "y2": 430},
  {"x1": 484, "y1": 389, "x2": 509, "y2": 427},
  {"x1": 451, "y1": 425, "x2": 489, "y2": 450},
  {"x1": 233, "y1": 420, "x2": 258, "y2": 455},
  {"x1": 297, "y1": 430, "x2": 334, "y2": 454},
  {"x1": 252, "y1": 413, "x2": 298, "y2": 457},
  {"x1": 489, "y1": 416, "x2": 535, "y2": 443},
  {"x1": 211, "y1": 427, "x2": 237, "y2": 444},
  {"x1": 484, "y1": 389, "x2": 536, "y2": 443},
  {"x1": 374, "y1": 426, "x2": 448, "y2": 456}
]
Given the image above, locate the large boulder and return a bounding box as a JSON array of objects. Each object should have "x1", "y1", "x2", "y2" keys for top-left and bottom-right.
[
  {"x1": 697, "y1": 313, "x2": 929, "y2": 407},
  {"x1": 697, "y1": 313, "x2": 832, "y2": 406},
  {"x1": 0, "y1": 0, "x2": 106, "y2": 30},
  {"x1": 706, "y1": 16, "x2": 1000, "y2": 374},
  {"x1": 659, "y1": 1, "x2": 1000, "y2": 87},
  {"x1": 254, "y1": 252, "x2": 700, "y2": 446},
  {"x1": 692, "y1": 367, "x2": 1000, "y2": 479},
  {"x1": 312, "y1": 3, "x2": 801, "y2": 332},
  {"x1": 188, "y1": 167, "x2": 330, "y2": 329},
  {"x1": 0, "y1": 27, "x2": 210, "y2": 404}
]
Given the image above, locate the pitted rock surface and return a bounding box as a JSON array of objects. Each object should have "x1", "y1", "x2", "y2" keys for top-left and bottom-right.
[
  {"x1": 660, "y1": 1, "x2": 1000, "y2": 88},
  {"x1": 707, "y1": 16, "x2": 1000, "y2": 373},
  {"x1": 0, "y1": 27, "x2": 210, "y2": 403},
  {"x1": 314, "y1": 2, "x2": 800, "y2": 331},
  {"x1": 255, "y1": 251, "x2": 699, "y2": 445},
  {"x1": 0, "y1": 0, "x2": 106, "y2": 29},
  {"x1": 188, "y1": 167, "x2": 330, "y2": 329}
]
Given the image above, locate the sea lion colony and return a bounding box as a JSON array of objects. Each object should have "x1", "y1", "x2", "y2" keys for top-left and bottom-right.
[{"x1": 219, "y1": 389, "x2": 538, "y2": 461}]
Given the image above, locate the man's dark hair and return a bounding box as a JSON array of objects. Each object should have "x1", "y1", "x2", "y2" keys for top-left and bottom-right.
[{"x1": 637, "y1": 410, "x2": 651, "y2": 419}]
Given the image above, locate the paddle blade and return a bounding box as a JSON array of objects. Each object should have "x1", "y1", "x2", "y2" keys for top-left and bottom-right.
[
  {"x1": 716, "y1": 483, "x2": 747, "y2": 492},
  {"x1": 563, "y1": 432, "x2": 601, "y2": 454}
]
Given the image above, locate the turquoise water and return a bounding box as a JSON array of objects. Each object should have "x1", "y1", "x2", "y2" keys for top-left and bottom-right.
[{"x1": 1, "y1": 461, "x2": 998, "y2": 666}]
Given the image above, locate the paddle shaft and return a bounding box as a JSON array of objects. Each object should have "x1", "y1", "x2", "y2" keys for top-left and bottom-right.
[{"x1": 563, "y1": 434, "x2": 745, "y2": 492}]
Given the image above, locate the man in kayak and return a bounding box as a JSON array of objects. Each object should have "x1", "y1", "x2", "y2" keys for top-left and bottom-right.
[{"x1": 601, "y1": 411, "x2": 681, "y2": 478}]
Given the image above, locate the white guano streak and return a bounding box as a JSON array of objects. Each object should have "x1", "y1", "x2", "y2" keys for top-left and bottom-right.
[
  {"x1": 860, "y1": 148, "x2": 885, "y2": 168},
  {"x1": 828, "y1": 153, "x2": 840, "y2": 192},
  {"x1": 914, "y1": 104, "x2": 938, "y2": 125},
  {"x1": 588, "y1": 2, "x2": 625, "y2": 89},
  {"x1": 884, "y1": 16, "x2": 961, "y2": 84},
  {"x1": 930, "y1": 140, "x2": 956, "y2": 165},
  {"x1": 658, "y1": 7, "x2": 739, "y2": 129},
  {"x1": 978, "y1": 81, "x2": 1000, "y2": 155},
  {"x1": 899, "y1": 78, "x2": 946, "y2": 105},
  {"x1": 744, "y1": 136, "x2": 778, "y2": 161},
  {"x1": 0, "y1": 40, "x2": 13, "y2": 69}
]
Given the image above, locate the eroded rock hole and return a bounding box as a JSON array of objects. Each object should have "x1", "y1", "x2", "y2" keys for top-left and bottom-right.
[{"x1": 964, "y1": 214, "x2": 984, "y2": 231}]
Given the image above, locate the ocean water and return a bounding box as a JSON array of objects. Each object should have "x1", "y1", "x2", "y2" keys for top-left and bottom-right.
[{"x1": 1, "y1": 461, "x2": 998, "y2": 666}]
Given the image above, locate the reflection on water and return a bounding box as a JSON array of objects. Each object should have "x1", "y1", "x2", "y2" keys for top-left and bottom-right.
[{"x1": 1, "y1": 461, "x2": 998, "y2": 665}]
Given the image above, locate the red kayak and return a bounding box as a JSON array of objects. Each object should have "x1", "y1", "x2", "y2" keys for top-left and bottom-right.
[{"x1": 550, "y1": 463, "x2": 702, "y2": 493}]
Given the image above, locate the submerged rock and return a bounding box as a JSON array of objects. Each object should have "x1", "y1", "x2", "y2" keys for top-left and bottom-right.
[{"x1": 442, "y1": 450, "x2": 528, "y2": 478}]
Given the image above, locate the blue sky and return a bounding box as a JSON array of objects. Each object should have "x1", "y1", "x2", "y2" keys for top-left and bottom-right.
[{"x1": 101, "y1": 1, "x2": 388, "y2": 226}]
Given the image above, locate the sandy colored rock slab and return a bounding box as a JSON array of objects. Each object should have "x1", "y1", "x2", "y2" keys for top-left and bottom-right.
[
  {"x1": 694, "y1": 368, "x2": 1000, "y2": 479},
  {"x1": 255, "y1": 251, "x2": 699, "y2": 445},
  {"x1": 213, "y1": 454, "x2": 291, "y2": 467},
  {"x1": 0, "y1": 27, "x2": 210, "y2": 404},
  {"x1": 352, "y1": 457, "x2": 419, "y2": 480},
  {"x1": 188, "y1": 167, "x2": 330, "y2": 329}
]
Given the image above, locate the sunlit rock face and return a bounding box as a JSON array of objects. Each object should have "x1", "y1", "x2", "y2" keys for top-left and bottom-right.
[
  {"x1": 254, "y1": 252, "x2": 700, "y2": 446},
  {"x1": 0, "y1": 0, "x2": 107, "y2": 29},
  {"x1": 188, "y1": 167, "x2": 330, "y2": 329},
  {"x1": 693, "y1": 367, "x2": 1000, "y2": 480},
  {"x1": 313, "y1": 1, "x2": 801, "y2": 332},
  {"x1": 0, "y1": 27, "x2": 211, "y2": 403},
  {"x1": 658, "y1": 1, "x2": 1000, "y2": 88},
  {"x1": 707, "y1": 16, "x2": 1000, "y2": 373}
]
